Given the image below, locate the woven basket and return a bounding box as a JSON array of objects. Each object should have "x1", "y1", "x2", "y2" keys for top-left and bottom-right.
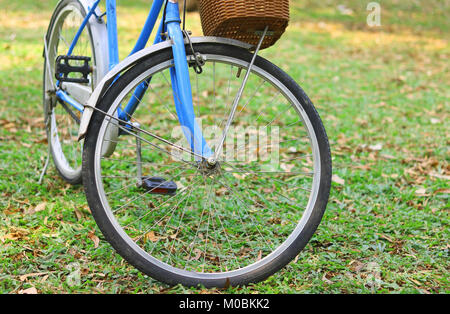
[{"x1": 198, "y1": 0, "x2": 290, "y2": 49}]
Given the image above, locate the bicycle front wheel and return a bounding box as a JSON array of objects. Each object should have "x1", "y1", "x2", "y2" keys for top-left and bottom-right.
[{"x1": 82, "y1": 43, "x2": 332, "y2": 287}]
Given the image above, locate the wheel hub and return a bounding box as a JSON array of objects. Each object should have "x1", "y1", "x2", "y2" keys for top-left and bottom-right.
[{"x1": 198, "y1": 158, "x2": 221, "y2": 176}]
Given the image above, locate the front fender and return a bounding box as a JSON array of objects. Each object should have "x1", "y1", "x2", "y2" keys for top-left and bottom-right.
[{"x1": 77, "y1": 36, "x2": 252, "y2": 140}]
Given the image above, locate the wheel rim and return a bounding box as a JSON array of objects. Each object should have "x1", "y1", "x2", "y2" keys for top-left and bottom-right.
[
  {"x1": 91, "y1": 53, "x2": 322, "y2": 280},
  {"x1": 44, "y1": 4, "x2": 95, "y2": 179}
]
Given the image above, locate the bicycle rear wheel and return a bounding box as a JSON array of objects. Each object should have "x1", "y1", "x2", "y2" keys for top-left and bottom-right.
[
  {"x1": 43, "y1": 0, "x2": 106, "y2": 184},
  {"x1": 82, "y1": 43, "x2": 332, "y2": 287}
]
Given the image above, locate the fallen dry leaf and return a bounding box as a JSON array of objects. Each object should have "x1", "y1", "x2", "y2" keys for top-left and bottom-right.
[
  {"x1": 332, "y1": 174, "x2": 345, "y2": 185},
  {"x1": 257, "y1": 250, "x2": 262, "y2": 261},
  {"x1": 377, "y1": 233, "x2": 394, "y2": 243},
  {"x1": 145, "y1": 231, "x2": 159, "y2": 243},
  {"x1": 0, "y1": 227, "x2": 30, "y2": 242},
  {"x1": 191, "y1": 248, "x2": 202, "y2": 261},
  {"x1": 349, "y1": 260, "x2": 365, "y2": 272},
  {"x1": 25, "y1": 202, "x2": 47, "y2": 215},
  {"x1": 430, "y1": 118, "x2": 440, "y2": 124},
  {"x1": 18, "y1": 287, "x2": 38, "y2": 294},
  {"x1": 88, "y1": 230, "x2": 100, "y2": 248},
  {"x1": 34, "y1": 202, "x2": 47, "y2": 213},
  {"x1": 82, "y1": 204, "x2": 92, "y2": 214},
  {"x1": 215, "y1": 186, "x2": 228, "y2": 196},
  {"x1": 353, "y1": 164, "x2": 372, "y2": 171},
  {"x1": 321, "y1": 272, "x2": 333, "y2": 284},
  {"x1": 415, "y1": 188, "x2": 429, "y2": 196},
  {"x1": 280, "y1": 163, "x2": 295, "y2": 172},
  {"x1": 434, "y1": 188, "x2": 450, "y2": 195},
  {"x1": 409, "y1": 278, "x2": 422, "y2": 286},
  {"x1": 429, "y1": 172, "x2": 450, "y2": 180},
  {"x1": 368, "y1": 143, "x2": 383, "y2": 151},
  {"x1": 74, "y1": 209, "x2": 83, "y2": 221},
  {"x1": 380, "y1": 154, "x2": 396, "y2": 160},
  {"x1": 19, "y1": 272, "x2": 47, "y2": 282}
]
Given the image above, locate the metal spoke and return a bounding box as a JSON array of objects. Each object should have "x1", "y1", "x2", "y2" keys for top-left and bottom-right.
[
  {"x1": 165, "y1": 183, "x2": 197, "y2": 264},
  {"x1": 134, "y1": 178, "x2": 200, "y2": 245},
  {"x1": 112, "y1": 165, "x2": 191, "y2": 215},
  {"x1": 90, "y1": 105, "x2": 205, "y2": 161},
  {"x1": 215, "y1": 177, "x2": 272, "y2": 250},
  {"x1": 122, "y1": 174, "x2": 200, "y2": 227},
  {"x1": 210, "y1": 195, "x2": 241, "y2": 271},
  {"x1": 201, "y1": 179, "x2": 214, "y2": 272}
]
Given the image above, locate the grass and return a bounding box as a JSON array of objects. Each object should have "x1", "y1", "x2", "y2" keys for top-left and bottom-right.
[{"x1": 0, "y1": 0, "x2": 449, "y2": 294}]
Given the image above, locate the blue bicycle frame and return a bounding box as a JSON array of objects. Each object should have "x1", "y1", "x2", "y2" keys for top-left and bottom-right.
[{"x1": 56, "y1": 0, "x2": 211, "y2": 157}]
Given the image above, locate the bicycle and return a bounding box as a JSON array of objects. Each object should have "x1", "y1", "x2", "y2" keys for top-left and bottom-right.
[{"x1": 42, "y1": 0, "x2": 332, "y2": 288}]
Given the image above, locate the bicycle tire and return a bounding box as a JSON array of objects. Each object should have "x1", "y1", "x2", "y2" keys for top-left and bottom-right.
[{"x1": 82, "y1": 42, "x2": 332, "y2": 287}]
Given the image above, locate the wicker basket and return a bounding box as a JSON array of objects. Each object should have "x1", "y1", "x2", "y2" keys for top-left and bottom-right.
[{"x1": 198, "y1": 0, "x2": 290, "y2": 49}]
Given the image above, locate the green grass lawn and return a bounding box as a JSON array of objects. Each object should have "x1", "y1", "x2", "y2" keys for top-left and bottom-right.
[{"x1": 0, "y1": 0, "x2": 448, "y2": 294}]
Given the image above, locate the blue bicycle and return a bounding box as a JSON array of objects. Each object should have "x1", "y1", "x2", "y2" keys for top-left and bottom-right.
[{"x1": 43, "y1": 0, "x2": 332, "y2": 288}]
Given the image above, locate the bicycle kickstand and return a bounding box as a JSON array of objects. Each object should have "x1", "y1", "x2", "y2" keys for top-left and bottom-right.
[
  {"x1": 134, "y1": 122, "x2": 143, "y2": 187},
  {"x1": 38, "y1": 142, "x2": 51, "y2": 185},
  {"x1": 38, "y1": 35, "x2": 55, "y2": 185}
]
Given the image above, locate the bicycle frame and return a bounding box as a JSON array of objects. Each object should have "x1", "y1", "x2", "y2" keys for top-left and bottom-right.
[{"x1": 55, "y1": 0, "x2": 210, "y2": 157}]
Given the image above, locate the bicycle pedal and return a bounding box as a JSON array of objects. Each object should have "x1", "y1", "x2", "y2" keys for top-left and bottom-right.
[
  {"x1": 140, "y1": 177, "x2": 177, "y2": 195},
  {"x1": 55, "y1": 55, "x2": 92, "y2": 84}
]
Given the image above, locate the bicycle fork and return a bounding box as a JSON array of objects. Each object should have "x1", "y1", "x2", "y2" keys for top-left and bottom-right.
[{"x1": 165, "y1": 1, "x2": 212, "y2": 159}]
